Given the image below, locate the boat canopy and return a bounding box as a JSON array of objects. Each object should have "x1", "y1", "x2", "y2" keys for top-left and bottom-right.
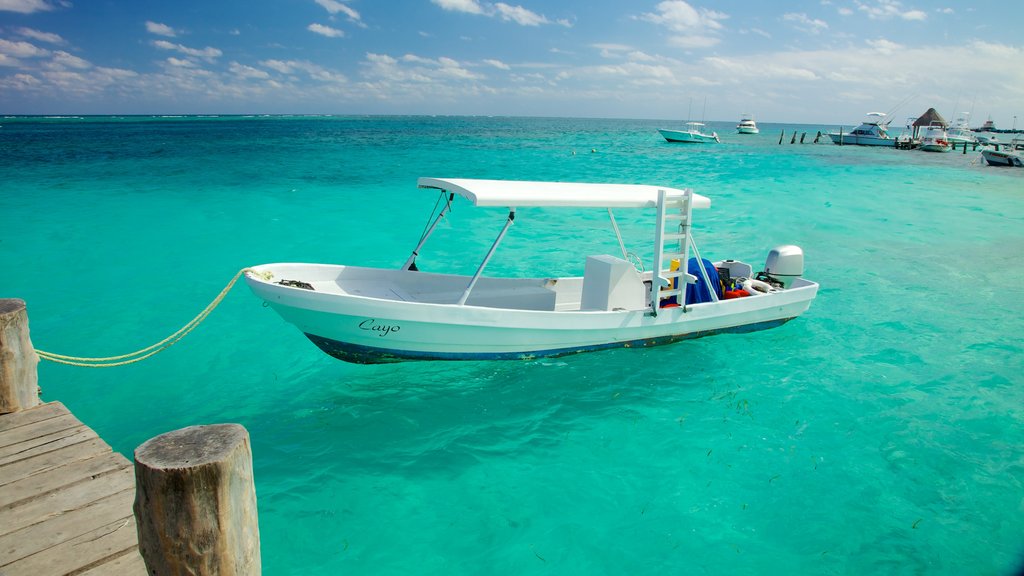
[{"x1": 418, "y1": 177, "x2": 711, "y2": 210}]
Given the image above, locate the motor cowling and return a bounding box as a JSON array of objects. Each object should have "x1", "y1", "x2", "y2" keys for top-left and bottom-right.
[{"x1": 762, "y1": 245, "x2": 804, "y2": 288}]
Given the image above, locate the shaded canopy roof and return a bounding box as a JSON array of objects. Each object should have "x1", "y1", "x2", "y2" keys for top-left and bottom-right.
[
  {"x1": 418, "y1": 178, "x2": 711, "y2": 209},
  {"x1": 913, "y1": 108, "x2": 948, "y2": 127}
]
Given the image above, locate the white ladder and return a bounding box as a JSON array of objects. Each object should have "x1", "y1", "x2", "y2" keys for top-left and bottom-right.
[{"x1": 650, "y1": 188, "x2": 697, "y2": 316}]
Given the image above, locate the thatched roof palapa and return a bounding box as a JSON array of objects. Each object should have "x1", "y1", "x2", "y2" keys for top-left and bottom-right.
[{"x1": 913, "y1": 108, "x2": 947, "y2": 127}]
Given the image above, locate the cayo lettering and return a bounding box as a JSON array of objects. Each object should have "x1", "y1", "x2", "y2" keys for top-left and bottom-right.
[{"x1": 358, "y1": 318, "x2": 401, "y2": 337}]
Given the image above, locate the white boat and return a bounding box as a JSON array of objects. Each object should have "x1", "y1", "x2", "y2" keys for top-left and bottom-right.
[
  {"x1": 946, "y1": 114, "x2": 975, "y2": 145},
  {"x1": 244, "y1": 178, "x2": 819, "y2": 363},
  {"x1": 828, "y1": 112, "x2": 896, "y2": 147},
  {"x1": 736, "y1": 114, "x2": 759, "y2": 134},
  {"x1": 919, "y1": 124, "x2": 952, "y2": 153},
  {"x1": 659, "y1": 122, "x2": 720, "y2": 143},
  {"x1": 981, "y1": 139, "x2": 1024, "y2": 167}
]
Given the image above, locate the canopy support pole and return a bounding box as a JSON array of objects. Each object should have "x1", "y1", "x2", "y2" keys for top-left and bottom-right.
[
  {"x1": 458, "y1": 209, "x2": 515, "y2": 306},
  {"x1": 402, "y1": 192, "x2": 454, "y2": 271},
  {"x1": 607, "y1": 208, "x2": 628, "y2": 261}
]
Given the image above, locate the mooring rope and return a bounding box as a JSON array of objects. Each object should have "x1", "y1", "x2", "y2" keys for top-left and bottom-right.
[{"x1": 35, "y1": 268, "x2": 254, "y2": 368}]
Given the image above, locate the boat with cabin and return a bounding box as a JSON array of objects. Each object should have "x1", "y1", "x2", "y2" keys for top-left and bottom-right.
[
  {"x1": 736, "y1": 114, "x2": 759, "y2": 134},
  {"x1": 919, "y1": 124, "x2": 952, "y2": 153},
  {"x1": 244, "y1": 178, "x2": 818, "y2": 363},
  {"x1": 828, "y1": 112, "x2": 896, "y2": 147},
  {"x1": 946, "y1": 114, "x2": 975, "y2": 145}
]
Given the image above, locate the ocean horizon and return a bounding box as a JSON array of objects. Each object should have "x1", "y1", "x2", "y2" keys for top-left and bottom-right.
[{"x1": 2, "y1": 114, "x2": 1022, "y2": 574}]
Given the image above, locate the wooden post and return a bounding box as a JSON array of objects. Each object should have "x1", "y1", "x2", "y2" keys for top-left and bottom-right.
[
  {"x1": 0, "y1": 298, "x2": 40, "y2": 414},
  {"x1": 134, "y1": 424, "x2": 261, "y2": 575},
  {"x1": 800, "y1": 132, "x2": 806, "y2": 143},
  {"x1": 790, "y1": 131, "x2": 797, "y2": 144},
  {"x1": 778, "y1": 130, "x2": 784, "y2": 145}
]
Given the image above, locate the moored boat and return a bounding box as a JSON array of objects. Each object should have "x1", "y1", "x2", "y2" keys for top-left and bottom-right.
[
  {"x1": 981, "y1": 139, "x2": 1024, "y2": 167},
  {"x1": 659, "y1": 122, "x2": 720, "y2": 143},
  {"x1": 736, "y1": 114, "x2": 759, "y2": 134},
  {"x1": 919, "y1": 124, "x2": 951, "y2": 153},
  {"x1": 245, "y1": 178, "x2": 818, "y2": 363},
  {"x1": 946, "y1": 114, "x2": 975, "y2": 145},
  {"x1": 828, "y1": 112, "x2": 896, "y2": 147}
]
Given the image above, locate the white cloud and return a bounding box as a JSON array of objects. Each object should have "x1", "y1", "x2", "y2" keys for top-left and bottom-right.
[
  {"x1": 145, "y1": 21, "x2": 178, "y2": 38},
  {"x1": 0, "y1": 0, "x2": 58, "y2": 14},
  {"x1": 494, "y1": 3, "x2": 548, "y2": 26},
  {"x1": 639, "y1": 1, "x2": 729, "y2": 49},
  {"x1": 16, "y1": 27, "x2": 64, "y2": 44},
  {"x1": 313, "y1": 0, "x2": 364, "y2": 27},
  {"x1": 308, "y1": 23, "x2": 345, "y2": 38},
  {"x1": 431, "y1": 0, "x2": 485, "y2": 15},
  {"x1": 783, "y1": 13, "x2": 829, "y2": 34},
  {"x1": 166, "y1": 57, "x2": 196, "y2": 68},
  {"x1": 50, "y1": 50, "x2": 90, "y2": 70},
  {"x1": 866, "y1": 38, "x2": 902, "y2": 53},
  {"x1": 229, "y1": 62, "x2": 271, "y2": 80},
  {"x1": 838, "y1": 7, "x2": 853, "y2": 15},
  {"x1": 152, "y1": 40, "x2": 223, "y2": 62},
  {"x1": 936, "y1": 8, "x2": 953, "y2": 14},
  {"x1": 855, "y1": 0, "x2": 928, "y2": 21},
  {"x1": 484, "y1": 58, "x2": 510, "y2": 70},
  {"x1": 0, "y1": 38, "x2": 50, "y2": 61}
]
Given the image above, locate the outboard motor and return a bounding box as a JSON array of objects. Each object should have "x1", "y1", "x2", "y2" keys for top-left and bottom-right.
[{"x1": 760, "y1": 245, "x2": 804, "y2": 288}]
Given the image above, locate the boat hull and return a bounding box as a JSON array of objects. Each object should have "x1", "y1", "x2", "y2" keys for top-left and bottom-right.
[
  {"x1": 981, "y1": 150, "x2": 1023, "y2": 167},
  {"x1": 245, "y1": 264, "x2": 818, "y2": 363},
  {"x1": 736, "y1": 126, "x2": 759, "y2": 134},
  {"x1": 920, "y1": 143, "x2": 951, "y2": 153},
  {"x1": 659, "y1": 129, "x2": 719, "y2": 143},
  {"x1": 827, "y1": 133, "x2": 895, "y2": 147}
]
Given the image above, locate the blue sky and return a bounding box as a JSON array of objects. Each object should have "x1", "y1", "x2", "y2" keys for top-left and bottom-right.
[{"x1": 1, "y1": 0, "x2": 1021, "y2": 125}]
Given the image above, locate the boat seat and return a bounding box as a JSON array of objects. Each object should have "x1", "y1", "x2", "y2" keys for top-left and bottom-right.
[{"x1": 580, "y1": 255, "x2": 646, "y2": 311}]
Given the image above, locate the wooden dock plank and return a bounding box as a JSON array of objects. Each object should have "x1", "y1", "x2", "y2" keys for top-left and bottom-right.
[
  {"x1": 0, "y1": 425, "x2": 93, "y2": 467},
  {"x1": 0, "y1": 513, "x2": 143, "y2": 576},
  {"x1": 0, "y1": 402, "x2": 67, "y2": 433},
  {"x1": 0, "y1": 487, "x2": 135, "y2": 566},
  {"x1": 0, "y1": 438, "x2": 116, "y2": 492},
  {"x1": 77, "y1": 547, "x2": 148, "y2": 575},
  {"x1": 0, "y1": 413, "x2": 81, "y2": 450},
  {"x1": 0, "y1": 466, "x2": 135, "y2": 538},
  {"x1": 0, "y1": 402, "x2": 145, "y2": 575}
]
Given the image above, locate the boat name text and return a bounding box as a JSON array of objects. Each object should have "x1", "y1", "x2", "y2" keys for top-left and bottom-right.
[{"x1": 359, "y1": 319, "x2": 401, "y2": 337}]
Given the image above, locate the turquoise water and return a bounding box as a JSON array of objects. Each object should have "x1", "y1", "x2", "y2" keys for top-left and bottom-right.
[{"x1": 2, "y1": 116, "x2": 1023, "y2": 574}]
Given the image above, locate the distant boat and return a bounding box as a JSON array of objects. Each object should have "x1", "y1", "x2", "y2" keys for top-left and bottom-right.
[
  {"x1": 660, "y1": 97, "x2": 720, "y2": 144},
  {"x1": 736, "y1": 114, "x2": 759, "y2": 134},
  {"x1": 946, "y1": 114, "x2": 976, "y2": 145},
  {"x1": 659, "y1": 122, "x2": 720, "y2": 143},
  {"x1": 981, "y1": 139, "x2": 1024, "y2": 167},
  {"x1": 919, "y1": 124, "x2": 952, "y2": 153},
  {"x1": 828, "y1": 113, "x2": 896, "y2": 147},
  {"x1": 976, "y1": 117, "x2": 996, "y2": 132}
]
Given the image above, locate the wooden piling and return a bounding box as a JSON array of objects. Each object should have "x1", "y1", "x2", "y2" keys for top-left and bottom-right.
[
  {"x1": 779, "y1": 130, "x2": 784, "y2": 145},
  {"x1": 0, "y1": 299, "x2": 40, "y2": 415},
  {"x1": 800, "y1": 132, "x2": 806, "y2": 144},
  {"x1": 814, "y1": 130, "x2": 821, "y2": 144},
  {"x1": 962, "y1": 141, "x2": 967, "y2": 154},
  {"x1": 790, "y1": 131, "x2": 797, "y2": 144},
  {"x1": 134, "y1": 424, "x2": 261, "y2": 575}
]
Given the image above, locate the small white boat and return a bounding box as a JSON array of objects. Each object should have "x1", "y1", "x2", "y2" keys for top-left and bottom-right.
[
  {"x1": 659, "y1": 122, "x2": 720, "y2": 143},
  {"x1": 981, "y1": 139, "x2": 1024, "y2": 167},
  {"x1": 736, "y1": 114, "x2": 759, "y2": 135},
  {"x1": 919, "y1": 124, "x2": 952, "y2": 153},
  {"x1": 245, "y1": 178, "x2": 818, "y2": 363},
  {"x1": 828, "y1": 112, "x2": 896, "y2": 147}
]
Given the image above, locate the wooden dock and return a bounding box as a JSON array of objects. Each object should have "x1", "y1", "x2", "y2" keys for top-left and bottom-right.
[{"x1": 0, "y1": 401, "x2": 146, "y2": 575}]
